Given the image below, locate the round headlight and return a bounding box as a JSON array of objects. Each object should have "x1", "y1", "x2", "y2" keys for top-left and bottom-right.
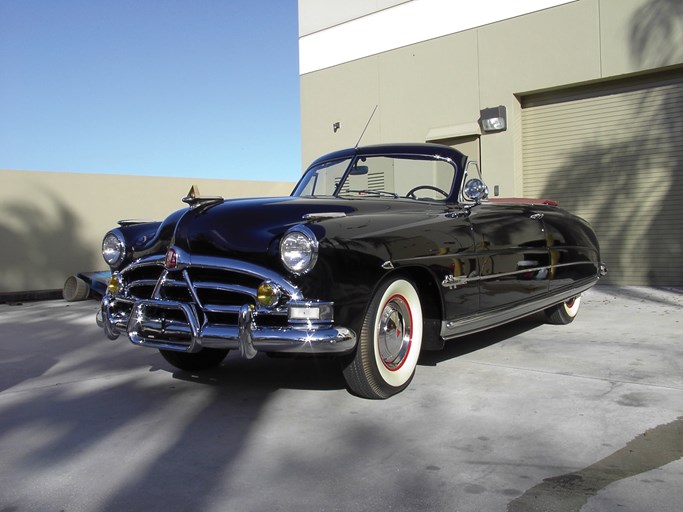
[
  {"x1": 280, "y1": 227, "x2": 318, "y2": 275},
  {"x1": 102, "y1": 231, "x2": 125, "y2": 267}
]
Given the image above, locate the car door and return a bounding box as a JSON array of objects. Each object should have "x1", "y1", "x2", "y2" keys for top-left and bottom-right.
[
  {"x1": 437, "y1": 205, "x2": 480, "y2": 321},
  {"x1": 468, "y1": 202, "x2": 550, "y2": 312}
]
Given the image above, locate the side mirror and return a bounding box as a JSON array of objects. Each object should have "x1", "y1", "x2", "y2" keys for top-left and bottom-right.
[{"x1": 463, "y1": 178, "x2": 489, "y2": 204}]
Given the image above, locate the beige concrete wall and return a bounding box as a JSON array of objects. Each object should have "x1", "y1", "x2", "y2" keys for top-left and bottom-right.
[
  {"x1": 300, "y1": 0, "x2": 683, "y2": 196},
  {"x1": 0, "y1": 170, "x2": 295, "y2": 294}
]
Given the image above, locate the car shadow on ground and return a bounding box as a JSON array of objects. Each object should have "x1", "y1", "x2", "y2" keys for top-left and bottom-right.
[
  {"x1": 418, "y1": 313, "x2": 546, "y2": 367},
  {"x1": 165, "y1": 352, "x2": 348, "y2": 393},
  {"x1": 163, "y1": 313, "x2": 546, "y2": 394}
]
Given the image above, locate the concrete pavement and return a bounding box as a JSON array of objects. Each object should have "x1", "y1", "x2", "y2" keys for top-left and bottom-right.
[{"x1": 0, "y1": 286, "x2": 681, "y2": 511}]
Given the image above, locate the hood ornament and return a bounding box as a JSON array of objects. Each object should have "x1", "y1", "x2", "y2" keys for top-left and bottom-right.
[{"x1": 182, "y1": 185, "x2": 224, "y2": 209}]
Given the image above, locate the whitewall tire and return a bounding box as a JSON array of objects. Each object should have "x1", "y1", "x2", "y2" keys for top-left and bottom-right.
[
  {"x1": 545, "y1": 295, "x2": 581, "y2": 325},
  {"x1": 343, "y1": 278, "x2": 423, "y2": 399}
]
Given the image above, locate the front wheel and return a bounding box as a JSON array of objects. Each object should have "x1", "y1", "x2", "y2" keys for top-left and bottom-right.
[
  {"x1": 545, "y1": 296, "x2": 581, "y2": 325},
  {"x1": 159, "y1": 348, "x2": 229, "y2": 371},
  {"x1": 343, "y1": 278, "x2": 423, "y2": 399}
]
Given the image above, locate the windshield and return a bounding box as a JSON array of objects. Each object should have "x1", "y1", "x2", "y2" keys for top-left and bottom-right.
[{"x1": 294, "y1": 154, "x2": 456, "y2": 201}]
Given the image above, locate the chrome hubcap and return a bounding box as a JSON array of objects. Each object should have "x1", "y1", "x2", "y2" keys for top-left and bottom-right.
[{"x1": 378, "y1": 296, "x2": 412, "y2": 370}]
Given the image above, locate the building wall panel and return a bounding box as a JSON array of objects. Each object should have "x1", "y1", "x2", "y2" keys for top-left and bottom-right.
[
  {"x1": 0, "y1": 171, "x2": 294, "y2": 294},
  {"x1": 522, "y1": 71, "x2": 683, "y2": 285}
]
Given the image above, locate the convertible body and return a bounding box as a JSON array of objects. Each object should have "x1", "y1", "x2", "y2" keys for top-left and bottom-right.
[{"x1": 97, "y1": 143, "x2": 605, "y2": 398}]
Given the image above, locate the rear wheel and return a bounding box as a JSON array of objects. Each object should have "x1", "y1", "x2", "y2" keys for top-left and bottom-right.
[
  {"x1": 343, "y1": 278, "x2": 423, "y2": 399},
  {"x1": 545, "y1": 296, "x2": 581, "y2": 325},
  {"x1": 159, "y1": 348, "x2": 229, "y2": 371}
]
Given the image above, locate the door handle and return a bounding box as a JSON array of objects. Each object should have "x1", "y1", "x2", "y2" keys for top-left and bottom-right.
[{"x1": 447, "y1": 208, "x2": 471, "y2": 218}]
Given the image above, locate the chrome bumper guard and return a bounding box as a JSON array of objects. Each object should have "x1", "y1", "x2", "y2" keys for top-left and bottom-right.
[{"x1": 97, "y1": 295, "x2": 356, "y2": 358}]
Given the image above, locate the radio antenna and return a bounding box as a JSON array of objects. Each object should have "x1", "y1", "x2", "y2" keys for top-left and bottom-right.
[{"x1": 355, "y1": 105, "x2": 378, "y2": 149}]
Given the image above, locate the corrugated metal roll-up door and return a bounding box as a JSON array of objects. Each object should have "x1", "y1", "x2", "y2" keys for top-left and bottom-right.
[{"x1": 521, "y1": 70, "x2": 683, "y2": 286}]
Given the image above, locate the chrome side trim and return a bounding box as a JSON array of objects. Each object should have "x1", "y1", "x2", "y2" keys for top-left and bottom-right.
[
  {"x1": 440, "y1": 278, "x2": 597, "y2": 339},
  {"x1": 439, "y1": 260, "x2": 599, "y2": 289}
]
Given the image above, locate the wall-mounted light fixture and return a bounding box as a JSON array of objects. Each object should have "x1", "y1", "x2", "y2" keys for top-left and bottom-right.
[
  {"x1": 479, "y1": 105, "x2": 507, "y2": 132},
  {"x1": 333, "y1": 122, "x2": 340, "y2": 133}
]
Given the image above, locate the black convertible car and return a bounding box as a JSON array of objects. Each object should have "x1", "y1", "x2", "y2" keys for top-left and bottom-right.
[{"x1": 97, "y1": 143, "x2": 605, "y2": 399}]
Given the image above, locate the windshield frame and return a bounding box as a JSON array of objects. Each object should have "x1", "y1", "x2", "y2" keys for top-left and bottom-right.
[{"x1": 292, "y1": 151, "x2": 460, "y2": 203}]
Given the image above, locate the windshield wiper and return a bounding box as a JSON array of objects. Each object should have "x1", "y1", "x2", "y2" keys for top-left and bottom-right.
[{"x1": 339, "y1": 189, "x2": 399, "y2": 199}]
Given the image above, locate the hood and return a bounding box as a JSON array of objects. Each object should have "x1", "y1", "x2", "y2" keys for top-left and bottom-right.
[{"x1": 168, "y1": 196, "x2": 446, "y2": 262}]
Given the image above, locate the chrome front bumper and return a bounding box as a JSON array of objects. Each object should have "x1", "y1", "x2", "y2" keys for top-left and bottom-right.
[{"x1": 97, "y1": 295, "x2": 357, "y2": 358}]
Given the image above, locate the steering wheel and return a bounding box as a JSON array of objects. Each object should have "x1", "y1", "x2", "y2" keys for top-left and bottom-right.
[{"x1": 406, "y1": 185, "x2": 449, "y2": 199}]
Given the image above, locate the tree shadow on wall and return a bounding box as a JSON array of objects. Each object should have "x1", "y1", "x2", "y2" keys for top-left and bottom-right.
[
  {"x1": 539, "y1": 0, "x2": 683, "y2": 285},
  {"x1": 0, "y1": 189, "x2": 97, "y2": 292},
  {"x1": 630, "y1": 0, "x2": 683, "y2": 67}
]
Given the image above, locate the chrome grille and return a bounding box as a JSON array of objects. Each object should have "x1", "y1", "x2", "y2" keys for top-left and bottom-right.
[
  {"x1": 118, "y1": 254, "x2": 300, "y2": 328},
  {"x1": 123, "y1": 263, "x2": 164, "y2": 300}
]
